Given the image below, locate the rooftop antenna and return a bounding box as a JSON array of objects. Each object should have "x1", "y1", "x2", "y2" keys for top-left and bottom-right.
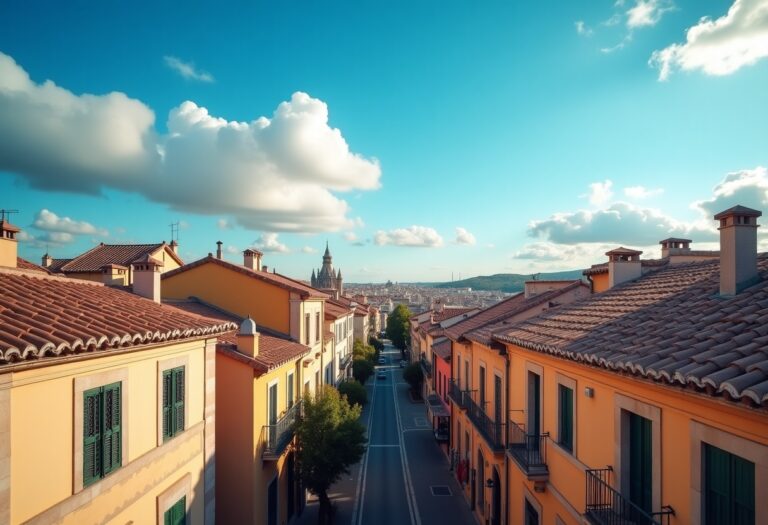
[
  {"x1": 0, "y1": 209, "x2": 19, "y2": 222},
  {"x1": 532, "y1": 273, "x2": 540, "y2": 281},
  {"x1": 169, "y1": 221, "x2": 180, "y2": 243}
]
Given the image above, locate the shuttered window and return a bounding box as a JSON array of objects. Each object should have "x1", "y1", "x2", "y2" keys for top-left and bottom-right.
[
  {"x1": 163, "y1": 496, "x2": 186, "y2": 525},
  {"x1": 163, "y1": 367, "x2": 185, "y2": 440},
  {"x1": 704, "y1": 443, "x2": 755, "y2": 525},
  {"x1": 558, "y1": 384, "x2": 574, "y2": 452},
  {"x1": 83, "y1": 382, "x2": 121, "y2": 487}
]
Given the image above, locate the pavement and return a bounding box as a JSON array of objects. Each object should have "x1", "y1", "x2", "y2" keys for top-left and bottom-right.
[{"x1": 295, "y1": 342, "x2": 477, "y2": 525}]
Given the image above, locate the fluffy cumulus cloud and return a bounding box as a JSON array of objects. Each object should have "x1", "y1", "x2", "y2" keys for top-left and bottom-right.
[
  {"x1": 254, "y1": 233, "x2": 289, "y2": 253},
  {"x1": 650, "y1": 0, "x2": 768, "y2": 80},
  {"x1": 624, "y1": 185, "x2": 664, "y2": 199},
  {"x1": 163, "y1": 56, "x2": 214, "y2": 83},
  {"x1": 454, "y1": 227, "x2": 476, "y2": 245},
  {"x1": 627, "y1": 0, "x2": 675, "y2": 28},
  {"x1": 587, "y1": 180, "x2": 614, "y2": 206},
  {"x1": 693, "y1": 166, "x2": 768, "y2": 216},
  {"x1": 512, "y1": 242, "x2": 608, "y2": 262},
  {"x1": 18, "y1": 229, "x2": 74, "y2": 248},
  {"x1": 374, "y1": 226, "x2": 444, "y2": 247},
  {"x1": 0, "y1": 52, "x2": 381, "y2": 233},
  {"x1": 33, "y1": 209, "x2": 108, "y2": 236},
  {"x1": 301, "y1": 246, "x2": 317, "y2": 254}
]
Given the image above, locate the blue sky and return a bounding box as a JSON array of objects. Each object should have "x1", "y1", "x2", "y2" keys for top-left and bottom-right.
[{"x1": 2, "y1": 0, "x2": 767, "y2": 282}]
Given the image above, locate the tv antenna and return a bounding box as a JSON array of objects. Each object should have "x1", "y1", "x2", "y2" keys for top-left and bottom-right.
[
  {"x1": 169, "y1": 221, "x2": 180, "y2": 243},
  {"x1": 0, "y1": 209, "x2": 19, "y2": 222}
]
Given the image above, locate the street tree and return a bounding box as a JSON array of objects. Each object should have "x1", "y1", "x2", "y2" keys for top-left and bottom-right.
[
  {"x1": 402, "y1": 362, "x2": 424, "y2": 395},
  {"x1": 296, "y1": 386, "x2": 367, "y2": 525},
  {"x1": 386, "y1": 304, "x2": 412, "y2": 351}
]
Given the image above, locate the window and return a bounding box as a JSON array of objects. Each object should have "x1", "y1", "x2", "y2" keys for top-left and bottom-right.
[
  {"x1": 83, "y1": 382, "x2": 122, "y2": 487},
  {"x1": 558, "y1": 384, "x2": 574, "y2": 452},
  {"x1": 479, "y1": 366, "x2": 486, "y2": 408},
  {"x1": 163, "y1": 496, "x2": 186, "y2": 525},
  {"x1": 162, "y1": 367, "x2": 185, "y2": 440},
  {"x1": 287, "y1": 371, "x2": 295, "y2": 408},
  {"x1": 305, "y1": 313, "x2": 310, "y2": 345},
  {"x1": 704, "y1": 444, "x2": 754, "y2": 525},
  {"x1": 316, "y1": 312, "x2": 321, "y2": 342}
]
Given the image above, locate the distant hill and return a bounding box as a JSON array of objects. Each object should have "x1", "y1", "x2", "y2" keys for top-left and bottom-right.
[{"x1": 431, "y1": 270, "x2": 585, "y2": 293}]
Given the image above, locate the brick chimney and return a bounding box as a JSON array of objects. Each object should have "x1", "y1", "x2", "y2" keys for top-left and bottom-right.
[
  {"x1": 170, "y1": 240, "x2": 179, "y2": 255},
  {"x1": 237, "y1": 316, "x2": 260, "y2": 357},
  {"x1": 606, "y1": 247, "x2": 643, "y2": 289},
  {"x1": 659, "y1": 238, "x2": 691, "y2": 258},
  {"x1": 216, "y1": 241, "x2": 223, "y2": 259},
  {"x1": 715, "y1": 205, "x2": 762, "y2": 296},
  {"x1": 243, "y1": 248, "x2": 263, "y2": 271},
  {"x1": 0, "y1": 219, "x2": 20, "y2": 268},
  {"x1": 132, "y1": 254, "x2": 163, "y2": 302}
]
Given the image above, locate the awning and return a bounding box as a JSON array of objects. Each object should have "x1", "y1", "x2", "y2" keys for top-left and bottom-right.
[{"x1": 426, "y1": 393, "x2": 450, "y2": 418}]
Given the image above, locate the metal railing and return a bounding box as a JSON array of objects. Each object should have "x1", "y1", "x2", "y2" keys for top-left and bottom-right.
[
  {"x1": 419, "y1": 353, "x2": 432, "y2": 377},
  {"x1": 340, "y1": 353, "x2": 353, "y2": 370},
  {"x1": 465, "y1": 394, "x2": 505, "y2": 451},
  {"x1": 507, "y1": 419, "x2": 548, "y2": 477},
  {"x1": 585, "y1": 468, "x2": 674, "y2": 525},
  {"x1": 447, "y1": 380, "x2": 466, "y2": 409},
  {"x1": 261, "y1": 401, "x2": 302, "y2": 460}
]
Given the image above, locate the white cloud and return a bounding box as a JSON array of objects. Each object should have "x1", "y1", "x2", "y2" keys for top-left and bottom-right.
[
  {"x1": 624, "y1": 185, "x2": 664, "y2": 199},
  {"x1": 486, "y1": 243, "x2": 496, "y2": 249},
  {"x1": 32, "y1": 209, "x2": 108, "y2": 236},
  {"x1": 587, "y1": 180, "x2": 614, "y2": 206},
  {"x1": 301, "y1": 246, "x2": 317, "y2": 254},
  {"x1": 18, "y1": 229, "x2": 74, "y2": 248},
  {"x1": 374, "y1": 226, "x2": 444, "y2": 247},
  {"x1": 163, "y1": 56, "x2": 214, "y2": 83},
  {"x1": 576, "y1": 21, "x2": 594, "y2": 36},
  {"x1": 650, "y1": 0, "x2": 768, "y2": 80},
  {"x1": 454, "y1": 227, "x2": 477, "y2": 245},
  {"x1": 254, "y1": 233, "x2": 289, "y2": 253},
  {"x1": 693, "y1": 166, "x2": 768, "y2": 216},
  {"x1": 217, "y1": 218, "x2": 232, "y2": 230},
  {"x1": 512, "y1": 242, "x2": 604, "y2": 262},
  {"x1": 344, "y1": 232, "x2": 358, "y2": 242},
  {"x1": 225, "y1": 245, "x2": 240, "y2": 255},
  {"x1": 0, "y1": 52, "x2": 381, "y2": 233},
  {"x1": 627, "y1": 0, "x2": 675, "y2": 28}
]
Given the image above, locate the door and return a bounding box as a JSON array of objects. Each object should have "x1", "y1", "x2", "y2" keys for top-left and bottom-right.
[
  {"x1": 479, "y1": 366, "x2": 486, "y2": 408},
  {"x1": 628, "y1": 413, "x2": 653, "y2": 515},
  {"x1": 494, "y1": 375, "x2": 502, "y2": 445},
  {"x1": 267, "y1": 477, "x2": 278, "y2": 525},
  {"x1": 477, "y1": 450, "x2": 485, "y2": 510},
  {"x1": 528, "y1": 372, "x2": 541, "y2": 452},
  {"x1": 268, "y1": 383, "x2": 278, "y2": 448},
  {"x1": 286, "y1": 452, "x2": 296, "y2": 520},
  {"x1": 704, "y1": 443, "x2": 755, "y2": 525},
  {"x1": 524, "y1": 499, "x2": 539, "y2": 525},
  {"x1": 491, "y1": 468, "x2": 501, "y2": 525}
]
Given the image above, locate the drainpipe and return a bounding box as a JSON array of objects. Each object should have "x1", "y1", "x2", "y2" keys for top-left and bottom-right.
[
  {"x1": 586, "y1": 274, "x2": 594, "y2": 294},
  {"x1": 504, "y1": 351, "x2": 510, "y2": 525}
]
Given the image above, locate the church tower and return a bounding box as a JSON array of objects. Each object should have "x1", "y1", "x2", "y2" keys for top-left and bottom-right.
[{"x1": 311, "y1": 242, "x2": 343, "y2": 298}]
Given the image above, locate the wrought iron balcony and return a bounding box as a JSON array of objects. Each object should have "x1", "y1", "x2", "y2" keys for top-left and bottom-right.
[
  {"x1": 506, "y1": 419, "x2": 548, "y2": 480},
  {"x1": 464, "y1": 394, "x2": 505, "y2": 452},
  {"x1": 585, "y1": 467, "x2": 674, "y2": 525},
  {"x1": 419, "y1": 353, "x2": 432, "y2": 377},
  {"x1": 340, "y1": 353, "x2": 353, "y2": 370},
  {"x1": 261, "y1": 401, "x2": 302, "y2": 460},
  {"x1": 447, "y1": 380, "x2": 467, "y2": 409}
]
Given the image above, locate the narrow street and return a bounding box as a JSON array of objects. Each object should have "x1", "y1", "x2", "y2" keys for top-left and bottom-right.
[{"x1": 298, "y1": 341, "x2": 476, "y2": 525}]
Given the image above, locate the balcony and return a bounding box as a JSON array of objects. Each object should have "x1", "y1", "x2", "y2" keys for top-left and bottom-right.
[
  {"x1": 419, "y1": 353, "x2": 432, "y2": 377},
  {"x1": 465, "y1": 394, "x2": 505, "y2": 452},
  {"x1": 261, "y1": 401, "x2": 302, "y2": 460},
  {"x1": 585, "y1": 468, "x2": 674, "y2": 525},
  {"x1": 340, "y1": 353, "x2": 353, "y2": 370},
  {"x1": 447, "y1": 380, "x2": 467, "y2": 409},
  {"x1": 506, "y1": 419, "x2": 548, "y2": 481}
]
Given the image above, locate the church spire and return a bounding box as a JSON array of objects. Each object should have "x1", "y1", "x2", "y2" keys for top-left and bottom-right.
[{"x1": 324, "y1": 240, "x2": 331, "y2": 258}]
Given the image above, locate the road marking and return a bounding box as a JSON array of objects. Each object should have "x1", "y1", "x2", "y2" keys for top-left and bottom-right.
[
  {"x1": 368, "y1": 444, "x2": 401, "y2": 448},
  {"x1": 392, "y1": 378, "x2": 421, "y2": 525},
  {"x1": 352, "y1": 376, "x2": 377, "y2": 525}
]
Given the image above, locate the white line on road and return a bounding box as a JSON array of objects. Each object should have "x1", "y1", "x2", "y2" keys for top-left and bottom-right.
[
  {"x1": 352, "y1": 378, "x2": 377, "y2": 525},
  {"x1": 368, "y1": 444, "x2": 401, "y2": 448},
  {"x1": 392, "y1": 373, "x2": 421, "y2": 525}
]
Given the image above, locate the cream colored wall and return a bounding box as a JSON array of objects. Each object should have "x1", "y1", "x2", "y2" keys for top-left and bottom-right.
[
  {"x1": 0, "y1": 237, "x2": 16, "y2": 268},
  {"x1": 7, "y1": 338, "x2": 211, "y2": 525},
  {"x1": 154, "y1": 246, "x2": 182, "y2": 274},
  {"x1": 65, "y1": 272, "x2": 105, "y2": 283}
]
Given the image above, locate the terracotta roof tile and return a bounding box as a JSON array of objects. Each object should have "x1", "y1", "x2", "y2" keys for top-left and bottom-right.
[
  {"x1": 494, "y1": 255, "x2": 768, "y2": 408},
  {"x1": 432, "y1": 338, "x2": 451, "y2": 360},
  {"x1": 0, "y1": 268, "x2": 236, "y2": 366},
  {"x1": 53, "y1": 243, "x2": 183, "y2": 273},
  {"x1": 16, "y1": 257, "x2": 52, "y2": 274}
]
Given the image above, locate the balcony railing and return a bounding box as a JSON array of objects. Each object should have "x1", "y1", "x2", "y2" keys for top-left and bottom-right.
[
  {"x1": 261, "y1": 401, "x2": 302, "y2": 460},
  {"x1": 447, "y1": 380, "x2": 467, "y2": 409},
  {"x1": 507, "y1": 419, "x2": 548, "y2": 480},
  {"x1": 585, "y1": 468, "x2": 674, "y2": 525},
  {"x1": 340, "y1": 353, "x2": 353, "y2": 370},
  {"x1": 465, "y1": 394, "x2": 505, "y2": 452},
  {"x1": 419, "y1": 353, "x2": 432, "y2": 377}
]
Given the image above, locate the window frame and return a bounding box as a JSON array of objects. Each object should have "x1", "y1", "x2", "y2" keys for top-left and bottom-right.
[
  {"x1": 157, "y1": 355, "x2": 190, "y2": 446},
  {"x1": 156, "y1": 473, "x2": 191, "y2": 525},
  {"x1": 305, "y1": 313, "x2": 311, "y2": 345},
  {"x1": 74, "y1": 368, "x2": 129, "y2": 493},
  {"x1": 556, "y1": 373, "x2": 577, "y2": 454}
]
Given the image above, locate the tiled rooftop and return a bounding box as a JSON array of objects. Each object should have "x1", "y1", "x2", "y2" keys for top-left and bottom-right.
[
  {"x1": 0, "y1": 268, "x2": 236, "y2": 365},
  {"x1": 162, "y1": 255, "x2": 328, "y2": 299},
  {"x1": 494, "y1": 255, "x2": 768, "y2": 408},
  {"x1": 16, "y1": 257, "x2": 52, "y2": 274},
  {"x1": 432, "y1": 338, "x2": 451, "y2": 360},
  {"x1": 52, "y1": 242, "x2": 182, "y2": 273}
]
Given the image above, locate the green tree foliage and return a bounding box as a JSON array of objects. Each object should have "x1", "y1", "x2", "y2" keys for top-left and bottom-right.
[
  {"x1": 386, "y1": 304, "x2": 412, "y2": 350},
  {"x1": 337, "y1": 380, "x2": 367, "y2": 406},
  {"x1": 296, "y1": 386, "x2": 367, "y2": 525},
  {"x1": 368, "y1": 336, "x2": 384, "y2": 353},
  {"x1": 402, "y1": 363, "x2": 424, "y2": 394},
  {"x1": 352, "y1": 358, "x2": 374, "y2": 384},
  {"x1": 352, "y1": 339, "x2": 376, "y2": 362}
]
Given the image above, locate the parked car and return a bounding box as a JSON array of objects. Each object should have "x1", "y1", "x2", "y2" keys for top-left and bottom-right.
[
  {"x1": 378, "y1": 357, "x2": 386, "y2": 365},
  {"x1": 377, "y1": 370, "x2": 387, "y2": 380}
]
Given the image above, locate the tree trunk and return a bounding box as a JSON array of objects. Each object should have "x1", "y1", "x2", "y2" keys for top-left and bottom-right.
[{"x1": 317, "y1": 489, "x2": 332, "y2": 525}]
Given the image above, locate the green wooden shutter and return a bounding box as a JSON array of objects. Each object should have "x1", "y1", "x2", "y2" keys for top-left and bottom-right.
[
  {"x1": 164, "y1": 496, "x2": 186, "y2": 525},
  {"x1": 83, "y1": 387, "x2": 102, "y2": 486},
  {"x1": 162, "y1": 369, "x2": 172, "y2": 440},
  {"x1": 558, "y1": 385, "x2": 573, "y2": 452},
  {"x1": 102, "y1": 382, "x2": 121, "y2": 475},
  {"x1": 173, "y1": 367, "x2": 185, "y2": 435},
  {"x1": 629, "y1": 413, "x2": 653, "y2": 515},
  {"x1": 732, "y1": 453, "x2": 755, "y2": 525},
  {"x1": 705, "y1": 444, "x2": 755, "y2": 525}
]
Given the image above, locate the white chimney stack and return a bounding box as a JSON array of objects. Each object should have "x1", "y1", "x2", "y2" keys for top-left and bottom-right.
[
  {"x1": 243, "y1": 248, "x2": 263, "y2": 271},
  {"x1": 606, "y1": 247, "x2": 643, "y2": 289},
  {"x1": 216, "y1": 241, "x2": 223, "y2": 259},
  {"x1": 715, "y1": 205, "x2": 762, "y2": 296},
  {"x1": 237, "y1": 316, "x2": 260, "y2": 357},
  {"x1": 659, "y1": 238, "x2": 691, "y2": 259},
  {"x1": 0, "y1": 219, "x2": 20, "y2": 268},
  {"x1": 132, "y1": 254, "x2": 163, "y2": 302}
]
